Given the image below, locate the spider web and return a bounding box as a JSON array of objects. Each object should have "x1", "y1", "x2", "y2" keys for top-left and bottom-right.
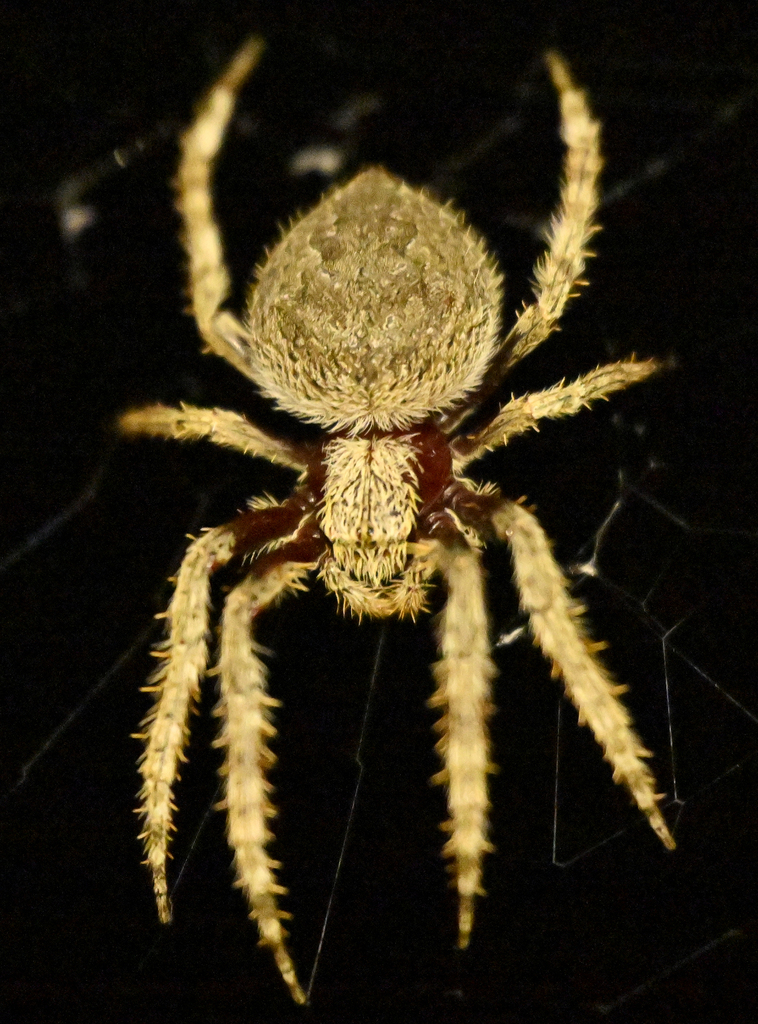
[{"x1": 2, "y1": 5, "x2": 757, "y2": 1021}]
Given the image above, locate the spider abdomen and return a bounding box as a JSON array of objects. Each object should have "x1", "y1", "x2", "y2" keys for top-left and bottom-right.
[{"x1": 243, "y1": 168, "x2": 504, "y2": 431}]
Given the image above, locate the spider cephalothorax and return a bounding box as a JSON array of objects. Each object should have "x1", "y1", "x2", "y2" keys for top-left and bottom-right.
[{"x1": 120, "y1": 38, "x2": 674, "y2": 1004}]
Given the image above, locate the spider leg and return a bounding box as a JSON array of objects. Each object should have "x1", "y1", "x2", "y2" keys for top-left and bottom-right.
[
  {"x1": 136, "y1": 524, "x2": 237, "y2": 924},
  {"x1": 216, "y1": 557, "x2": 317, "y2": 1005},
  {"x1": 502, "y1": 52, "x2": 602, "y2": 373},
  {"x1": 452, "y1": 357, "x2": 660, "y2": 469},
  {"x1": 136, "y1": 500, "x2": 314, "y2": 929},
  {"x1": 428, "y1": 539, "x2": 497, "y2": 947},
  {"x1": 436, "y1": 52, "x2": 603, "y2": 435},
  {"x1": 176, "y1": 37, "x2": 268, "y2": 380},
  {"x1": 119, "y1": 402, "x2": 307, "y2": 472},
  {"x1": 493, "y1": 499, "x2": 675, "y2": 849}
]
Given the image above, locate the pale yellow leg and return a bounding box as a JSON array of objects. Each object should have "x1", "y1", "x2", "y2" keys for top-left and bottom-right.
[
  {"x1": 429, "y1": 542, "x2": 498, "y2": 947},
  {"x1": 175, "y1": 37, "x2": 266, "y2": 379},
  {"x1": 217, "y1": 562, "x2": 316, "y2": 1004},
  {"x1": 119, "y1": 402, "x2": 305, "y2": 472},
  {"x1": 493, "y1": 500, "x2": 675, "y2": 849},
  {"x1": 136, "y1": 525, "x2": 237, "y2": 922},
  {"x1": 454, "y1": 358, "x2": 660, "y2": 469},
  {"x1": 502, "y1": 52, "x2": 603, "y2": 372}
]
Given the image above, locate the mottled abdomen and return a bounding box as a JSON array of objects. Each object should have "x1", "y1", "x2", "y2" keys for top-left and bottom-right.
[{"x1": 243, "y1": 168, "x2": 504, "y2": 431}]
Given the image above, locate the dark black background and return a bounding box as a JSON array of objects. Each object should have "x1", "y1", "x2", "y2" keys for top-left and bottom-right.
[{"x1": 2, "y1": 1, "x2": 757, "y2": 1021}]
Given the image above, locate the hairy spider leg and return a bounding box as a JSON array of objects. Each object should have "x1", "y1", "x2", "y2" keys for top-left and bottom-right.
[
  {"x1": 217, "y1": 549, "x2": 321, "y2": 1005},
  {"x1": 136, "y1": 525, "x2": 237, "y2": 924},
  {"x1": 428, "y1": 539, "x2": 498, "y2": 946},
  {"x1": 136, "y1": 502, "x2": 321, "y2": 949},
  {"x1": 452, "y1": 358, "x2": 661, "y2": 469},
  {"x1": 492, "y1": 499, "x2": 675, "y2": 849},
  {"x1": 175, "y1": 36, "x2": 266, "y2": 378},
  {"x1": 438, "y1": 51, "x2": 604, "y2": 434},
  {"x1": 501, "y1": 53, "x2": 604, "y2": 371},
  {"x1": 119, "y1": 402, "x2": 307, "y2": 472}
]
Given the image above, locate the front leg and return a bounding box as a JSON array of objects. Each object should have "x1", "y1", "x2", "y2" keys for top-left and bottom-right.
[
  {"x1": 136, "y1": 524, "x2": 237, "y2": 923},
  {"x1": 136, "y1": 500, "x2": 315, "y2": 927},
  {"x1": 493, "y1": 499, "x2": 675, "y2": 849},
  {"x1": 428, "y1": 539, "x2": 497, "y2": 947},
  {"x1": 217, "y1": 554, "x2": 318, "y2": 1005}
]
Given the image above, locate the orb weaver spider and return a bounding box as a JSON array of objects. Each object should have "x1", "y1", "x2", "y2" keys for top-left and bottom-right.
[{"x1": 120, "y1": 38, "x2": 674, "y2": 1003}]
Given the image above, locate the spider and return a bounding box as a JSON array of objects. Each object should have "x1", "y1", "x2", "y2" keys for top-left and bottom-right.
[{"x1": 119, "y1": 38, "x2": 675, "y2": 1003}]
